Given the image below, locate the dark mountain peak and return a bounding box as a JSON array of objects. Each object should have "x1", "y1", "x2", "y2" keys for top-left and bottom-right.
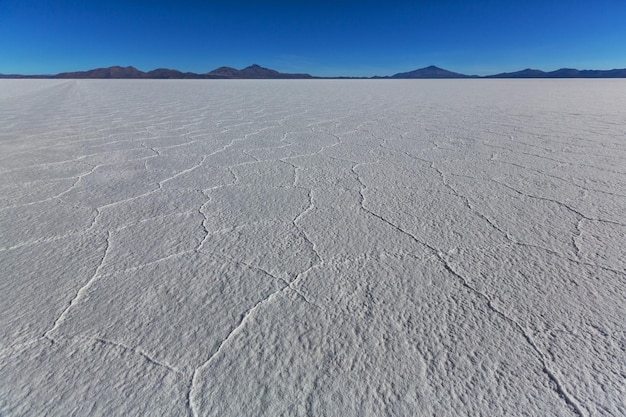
[
  {"x1": 391, "y1": 65, "x2": 470, "y2": 79},
  {"x1": 487, "y1": 68, "x2": 547, "y2": 78},
  {"x1": 55, "y1": 65, "x2": 145, "y2": 79},
  {"x1": 114, "y1": 65, "x2": 137, "y2": 71},
  {"x1": 240, "y1": 64, "x2": 280, "y2": 78},
  {"x1": 146, "y1": 68, "x2": 181, "y2": 76},
  {"x1": 146, "y1": 67, "x2": 170, "y2": 71},
  {"x1": 207, "y1": 64, "x2": 314, "y2": 79},
  {"x1": 549, "y1": 68, "x2": 581, "y2": 77},
  {"x1": 206, "y1": 66, "x2": 240, "y2": 78},
  {"x1": 145, "y1": 68, "x2": 205, "y2": 79}
]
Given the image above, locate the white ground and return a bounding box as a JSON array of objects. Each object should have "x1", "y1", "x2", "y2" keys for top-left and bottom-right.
[{"x1": 1, "y1": 79, "x2": 625, "y2": 416}]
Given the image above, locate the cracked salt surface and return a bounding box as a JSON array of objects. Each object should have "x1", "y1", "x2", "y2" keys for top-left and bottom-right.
[{"x1": 1, "y1": 79, "x2": 625, "y2": 416}]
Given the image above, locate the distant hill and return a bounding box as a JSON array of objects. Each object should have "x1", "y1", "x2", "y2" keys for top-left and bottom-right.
[
  {"x1": 206, "y1": 64, "x2": 315, "y2": 79},
  {"x1": 51, "y1": 64, "x2": 314, "y2": 80},
  {"x1": 2, "y1": 64, "x2": 626, "y2": 79},
  {"x1": 206, "y1": 66, "x2": 241, "y2": 78},
  {"x1": 486, "y1": 68, "x2": 547, "y2": 78},
  {"x1": 391, "y1": 65, "x2": 475, "y2": 79},
  {"x1": 144, "y1": 68, "x2": 205, "y2": 79},
  {"x1": 56, "y1": 66, "x2": 145, "y2": 79},
  {"x1": 488, "y1": 67, "x2": 626, "y2": 78}
]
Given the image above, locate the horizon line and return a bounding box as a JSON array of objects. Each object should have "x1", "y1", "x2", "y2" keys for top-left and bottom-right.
[{"x1": 3, "y1": 63, "x2": 626, "y2": 79}]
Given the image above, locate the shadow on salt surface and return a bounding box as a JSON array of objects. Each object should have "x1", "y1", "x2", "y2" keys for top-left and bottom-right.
[{"x1": 192, "y1": 255, "x2": 573, "y2": 417}]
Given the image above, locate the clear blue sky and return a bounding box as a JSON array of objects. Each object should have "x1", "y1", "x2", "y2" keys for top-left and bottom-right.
[{"x1": 2, "y1": 0, "x2": 625, "y2": 76}]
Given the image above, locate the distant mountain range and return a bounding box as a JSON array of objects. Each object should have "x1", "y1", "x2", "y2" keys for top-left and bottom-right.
[
  {"x1": 0, "y1": 64, "x2": 315, "y2": 80},
  {"x1": 2, "y1": 64, "x2": 626, "y2": 79},
  {"x1": 485, "y1": 67, "x2": 626, "y2": 78}
]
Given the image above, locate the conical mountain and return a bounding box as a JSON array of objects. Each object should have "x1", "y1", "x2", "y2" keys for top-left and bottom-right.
[{"x1": 391, "y1": 65, "x2": 471, "y2": 79}]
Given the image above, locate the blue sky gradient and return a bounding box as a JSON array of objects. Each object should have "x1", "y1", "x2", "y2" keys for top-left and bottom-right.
[{"x1": 2, "y1": 0, "x2": 625, "y2": 76}]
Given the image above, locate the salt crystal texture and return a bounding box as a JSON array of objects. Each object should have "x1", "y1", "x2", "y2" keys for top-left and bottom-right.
[{"x1": 1, "y1": 79, "x2": 625, "y2": 416}]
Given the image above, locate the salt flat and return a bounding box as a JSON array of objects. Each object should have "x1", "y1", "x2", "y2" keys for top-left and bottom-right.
[{"x1": 1, "y1": 79, "x2": 625, "y2": 416}]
